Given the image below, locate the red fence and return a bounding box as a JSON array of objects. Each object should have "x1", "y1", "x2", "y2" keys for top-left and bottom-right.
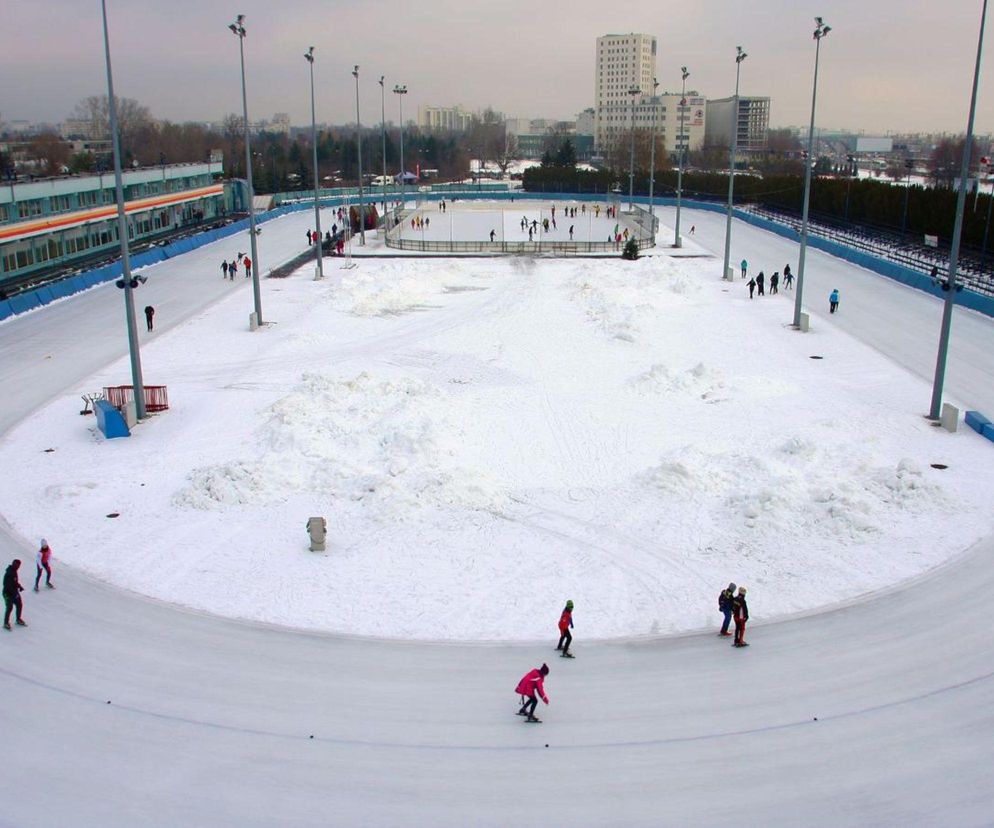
[{"x1": 103, "y1": 385, "x2": 170, "y2": 413}]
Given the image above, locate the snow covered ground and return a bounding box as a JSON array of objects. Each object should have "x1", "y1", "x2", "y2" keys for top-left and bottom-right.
[{"x1": 2, "y1": 219, "x2": 992, "y2": 641}]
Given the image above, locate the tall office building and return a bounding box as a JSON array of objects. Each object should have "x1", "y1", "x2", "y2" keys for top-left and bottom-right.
[{"x1": 595, "y1": 33, "x2": 657, "y2": 151}]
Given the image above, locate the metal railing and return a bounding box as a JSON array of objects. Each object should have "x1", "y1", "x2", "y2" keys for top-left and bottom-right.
[{"x1": 384, "y1": 236, "x2": 653, "y2": 255}]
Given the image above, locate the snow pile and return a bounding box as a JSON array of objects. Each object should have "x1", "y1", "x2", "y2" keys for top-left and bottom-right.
[
  {"x1": 333, "y1": 264, "x2": 462, "y2": 316},
  {"x1": 631, "y1": 362, "x2": 727, "y2": 400},
  {"x1": 569, "y1": 259, "x2": 701, "y2": 342},
  {"x1": 174, "y1": 371, "x2": 509, "y2": 516}
]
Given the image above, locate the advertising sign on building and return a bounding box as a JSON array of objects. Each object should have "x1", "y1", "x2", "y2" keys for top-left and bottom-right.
[{"x1": 689, "y1": 97, "x2": 705, "y2": 126}]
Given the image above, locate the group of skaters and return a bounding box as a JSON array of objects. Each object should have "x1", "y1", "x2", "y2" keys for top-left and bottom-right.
[
  {"x1": 436, "y1": 200, "x2": 448, "y2": 212},
  {"x1": 741, "y1": 259, "x2": 842, "y2": 313},
  {"x1": 411, "y1": 215, "x2": 430, "y2": 231},
  {"x1": 3, "y1": 540, "x2": 55, "y2": 631},
  {"x1": 220, "y1": 253, "x2": 252, "y2": 281},
  {"x1": 742, "y1": 259, "x2": 792, "y2": 298},
  {"x1": 514, "y1": 589, "x2": 749, "y2": 722}
]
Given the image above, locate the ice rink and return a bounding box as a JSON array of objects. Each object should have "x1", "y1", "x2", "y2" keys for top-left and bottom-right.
[{"x1": 390, "y1": 198, "x2": 641, "y2": 246}]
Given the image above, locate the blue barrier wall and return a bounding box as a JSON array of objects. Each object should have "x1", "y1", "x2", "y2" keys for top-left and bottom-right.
[{"x1": 3, "y1": 192, "x2": 993, "y2": 323}]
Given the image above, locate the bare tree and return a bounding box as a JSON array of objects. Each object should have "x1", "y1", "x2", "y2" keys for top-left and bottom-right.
[
  {"x1": 69, "y1": 95, "x2": 152, "y2": 160},
  {"x1": 27, "y1": 131, "x2": 71, "y2": 176}
]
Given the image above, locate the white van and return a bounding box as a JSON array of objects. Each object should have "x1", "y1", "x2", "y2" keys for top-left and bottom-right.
[{"x1": 370, "y1": 176, "x2": 394, "y2": 187}]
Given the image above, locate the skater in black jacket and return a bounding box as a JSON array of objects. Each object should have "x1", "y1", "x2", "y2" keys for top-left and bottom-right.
[
  {"x1": 747, "y1": 278, "x2": 756, "y2": 299},
  {"x1": 3, "y1": 559, "x2": 26, "y2": 630},
  {"x1": 733, "y1": 587, "x2": 749, "y2": 647},
  {"x1": 755, "y1": 272, "x2": 765, "y2": 296},
  {"x1": 718, "y1": 583, "x2": 736, "y2": 636}
]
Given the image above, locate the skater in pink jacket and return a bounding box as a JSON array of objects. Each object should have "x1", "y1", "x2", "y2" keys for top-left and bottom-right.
[
  {"x1": 34, "y1": 539, "x2": 54, "y2": 591},
  {"x1": 515, "y1": 663, "x2": 549, "y2": 722}
]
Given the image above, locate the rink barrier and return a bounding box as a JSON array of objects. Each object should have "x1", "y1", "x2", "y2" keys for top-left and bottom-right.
[
  {"x1": 965, "y1": 410, "x2": 994, "y2": 444},
  {"x1": 4, "y1": 192, "x2": 994, "y2": 322}
]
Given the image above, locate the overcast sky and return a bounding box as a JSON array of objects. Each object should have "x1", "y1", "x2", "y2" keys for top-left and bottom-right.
[{"x1": 3, "y1": 0, "x2": 992, "y2": 135}]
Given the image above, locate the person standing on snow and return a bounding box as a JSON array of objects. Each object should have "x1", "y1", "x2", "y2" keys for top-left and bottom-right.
[
  {"x1": 770, "y1": 272, "x2": 779, "y2": 294},
  {"x1": 556, "y1": 600, "x2": 574, "y2": 657},
  {"x1": 243, "y1": 255, "x2": 252, "y2": 278},
  {"x1": 515, "y1": 663, "x2": 550, "y2": 722},
  {"x1": 34, "y1": 540, "x2": 54, "y2": 592},
  {"x1": 490, "y1": 229, "x2": 496, "y2": 242},
  {"x1": 228, "y1": 258, "x2": 238, "y2": 280},
  {"x1": 718, "y1": 582, "x2": 736, "y2": 636},
  {"x1": 747, "y1": 277, "x2": 756, "y2": 299},
  {"x1": 144, "y1": 305, "x2": 155, "y2": 332},
  {"x1": 830, "y1": 288, "x2": 840, "y2": 314},
  {"x1": 569, "y1": 225, "x2": 574, "y2": 240},
  {"x1": 740, "y1": 258, "x2": 748, "y2": 279},
  {"x1": 733, "y1": 587, "x2": 749, "y2": 647},
  {"x1": 756, "y1": 271, "x2": 765, "y2": 296},
  {"x1": 783, "y1": 264, "x2": 793, "y2": 289},
  {"x1": 3, "y1": 559, "x2": 26, "y2": 630},
  {"x1": 221, "y1": 260, "x2": 229, "y2": 279}
]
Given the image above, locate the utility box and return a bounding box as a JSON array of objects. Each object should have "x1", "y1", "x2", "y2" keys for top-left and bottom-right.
[
  {"x1": 123, "y1": 400, "x2": 138, "y2": 428},
  {"x1": 307, "y1": 516, "x2": 327, "y2": 552},
  {"x1": 725, "y1": 266, "x2": 735, "y2": 281},
  {"x1": 249, "y1": 312, "x2": 259, "y2": 332},
  {"x1": 799, "y1": 312, "x2": 810, "y2": 333},
  {"x1": 940, "y1": 403, "x2": 959, "y2": 433}
]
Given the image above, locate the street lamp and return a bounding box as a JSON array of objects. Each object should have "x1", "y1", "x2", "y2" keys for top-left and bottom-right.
[
  {"x1": 648, "y1": 77, "x2": 659, "y2": 236},
  {"x1": 628, "y1": 85, "x2": 641, "y2": 211},
  {"x1": 721, "y1": 46, "x2": 747, "y2": 283},
  {"x1": 228, "y1": 14, "x2": 263, "y2": 327},
  {"x1": 393, "y1": 85, "x2": 407, "y2": 211},
  {"x1": 792, "y1": 18, "x2": 830, "y2": 329},
  {"x1": 929, "y1": 0, "x2": 988, "y2": 420},
  {"x1": 674, "y1": 65, "x2": 690, "y2": 248},
  {"x1": 304, "y1": 47, "x2": 323, "y2": 279},
  {"x1": 101, "y1": 0, "x2": 146, "y2": 419},
  {"x1": 352, "y1": 65, "x2": 365, "y2": 245},
  {"x1": 378, "y1": 76, "x2": 388, "y2": 216}
]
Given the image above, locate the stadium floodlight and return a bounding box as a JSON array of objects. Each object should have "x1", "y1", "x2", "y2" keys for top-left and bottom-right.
[
  {"x1": 353, "y1": 65, "x2": 365, "y2": 245},
  {"x1": 101, "y1": 0, "x2": 146, "y2": 417},
  {"x1": 721, "y1": 47, "x2": 747, "y2": 283},
  {"x1": 793, "y1": 17, "x2": 831, "y2": 329},
  {"x1": 379, "y1": 76, "x2": 388, "y2": 217},
  {"x1": 628, "y1": 85, "x2": 641, "y2": 211},
  {"x1": 393, "y1": 85, "x2": 408, "y2": 215},
  {"x1": 304, "y1": 47, "x2": 323, "y2": 279},
  {"x1": 648, "y1": 77, "x2": 659, "y2": 236},
  {"x1": 674, "y1": 66, "x2": 690, "y2": 248},
  {"x1": 229, "y1": 13, "x2": 264, "y2": 326},
  {"x1": 930, "y1": 0, "x2": 988, "y2": 420}
]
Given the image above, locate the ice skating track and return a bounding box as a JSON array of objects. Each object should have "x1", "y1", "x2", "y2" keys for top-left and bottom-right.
[{"x1": 2, "y1": 206, "x2": 993, "y2": 827}]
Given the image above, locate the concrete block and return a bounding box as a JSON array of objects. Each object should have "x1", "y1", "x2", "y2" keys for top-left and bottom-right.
[
  {"x1": 799, "y1": 312, "x2": 810, "y2": 333},
  {"x1": 940, "y1": 403, "x2": 959, "y2": 433},
  {"x1": 123, "y1": 400, "x2": 138, "y2": 429},
  {"x1": 725, "y1": 266, "x2": 735, "y2": 281},
  {"x1": 249, "y1": 312, "x2": 259, "y2": 332},
  {"x1": 307, "y1": 516, "x2": 327, "y2": 551}
]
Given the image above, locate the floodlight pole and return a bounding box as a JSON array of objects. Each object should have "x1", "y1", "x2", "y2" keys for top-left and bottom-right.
[
  {"x1": 721, "y1": 46, "x2": 747, "y2": 283},
  {"x1": 353, "y1": 65, "x2": 365, "y2": 245},
  {"x1": 304, "y1": 47, "x2": 323, "y2": 279},
  {"x1": 793, "y1": 18, "x2": 831, "y2": 328},
  {"x1": 101, "y1": 0, "x2": 146, "y2": 419},
  {"x1": 674, "y1": 66, "x2": 689, "y2": 248},
  {"x1": 648, "y1": 78, "x2": 659, "y2": 234},
  {"x1": 379, "y1": 76, "x2": 387, "y2": 215},
  {"x1": 929, "y1": 0, "x2": 988, "y2": 420},
  {"x1": 628, "y1": 85, "x2": 641, "y2": 211},
  {"x1": 394, "y1": 85, "x2": 407, "y2": 212},
  {"x1": 229, "y1": 14, "x2": 263, "y2": 326}
]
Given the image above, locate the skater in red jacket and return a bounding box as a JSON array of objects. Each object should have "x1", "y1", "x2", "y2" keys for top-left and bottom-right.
[
  {"x1": 515, "y1": 663, "x2": 549, "y2": 722},
  {"x1": 556, "y1": 600, "x2": 574, "y2": 657},
  {"x1": 733, "y1": 587, "x2": 749, "y2": 647},
  {"x1": 34, "y1": 539, "x2": 54, "y2": 591}
]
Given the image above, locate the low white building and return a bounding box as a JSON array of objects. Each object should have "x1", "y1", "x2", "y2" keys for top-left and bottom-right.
[{"x1": 597, "y1": 93, "x2": 706, "y2": 157}]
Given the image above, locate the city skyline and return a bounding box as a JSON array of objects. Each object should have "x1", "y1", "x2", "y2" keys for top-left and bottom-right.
[{"x1": 3, "y1": 0, "x2": 992, "y2": 135}]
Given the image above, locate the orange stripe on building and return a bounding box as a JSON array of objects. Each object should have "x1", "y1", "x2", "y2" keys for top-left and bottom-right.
[{"x1": 0, "y1": 184, "x2": 224, "y2": 243}]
